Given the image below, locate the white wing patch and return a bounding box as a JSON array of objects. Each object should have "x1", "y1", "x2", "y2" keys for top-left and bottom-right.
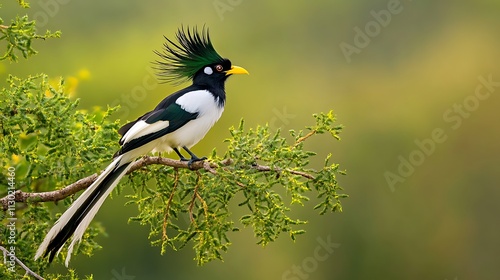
[{"x1": 120, "y1": 119, "x2": 170, "y2": 145}]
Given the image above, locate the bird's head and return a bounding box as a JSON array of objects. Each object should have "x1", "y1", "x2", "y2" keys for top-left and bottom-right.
[{"x1": 154, "y1": 26, "x2": 248, "y2": 86}]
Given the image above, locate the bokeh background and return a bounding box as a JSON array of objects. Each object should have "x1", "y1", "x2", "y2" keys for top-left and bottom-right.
[{"x1": 2, "y1": 0, "x2": 500, "y2": 279}]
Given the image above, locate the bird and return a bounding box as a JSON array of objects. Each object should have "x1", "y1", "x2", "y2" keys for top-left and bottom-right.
[{"x1": 35, "y1": 26, "x2": 248, "y2": 266}]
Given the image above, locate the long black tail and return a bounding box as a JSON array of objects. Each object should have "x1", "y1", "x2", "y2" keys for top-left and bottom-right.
[{"x1": 35, "y1": 156, "x2": 131, "y2": 266}]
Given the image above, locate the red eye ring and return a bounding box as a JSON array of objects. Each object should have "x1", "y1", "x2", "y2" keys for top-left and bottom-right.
[{"x1": 215, "y1": 65, "x2": 223, "y2": 72}]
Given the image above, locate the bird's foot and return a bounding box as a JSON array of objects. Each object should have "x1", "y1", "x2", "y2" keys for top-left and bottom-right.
[{"x1": 187, "y1": 156, "x2": 207, "y2": 169}]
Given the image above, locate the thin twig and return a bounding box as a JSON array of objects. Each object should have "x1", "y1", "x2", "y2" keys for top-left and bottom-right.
[
  {"x1": 162, "y1": 169, "x2": 179, "y2": 242},
  {"x1": 188, "y1": 174, "x2": 200, "y2": 223},
  {"x1": 195, "y1": 191, "x2": 208, "y2": 219},
  {"x1": 194, "y1": 171, "x2": 208, "y2": 219},
  {"x1": 293, "y1": 130, "x2": 316, "y2": 147},
  {"x1": 252, "y1": 165, "x2": 316, "y2": 180},
  {"x1": 0, "y1": 245, "x2": 45, "y2": 280}
]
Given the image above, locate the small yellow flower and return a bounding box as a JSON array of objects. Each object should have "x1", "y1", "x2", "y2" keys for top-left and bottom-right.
[
  {"x1": 78, "y1": 68, "x2": 91, "y2": 80},
  {"x1": 11, "y1": 154, "x2": 21, "y2": 164},
  {"x1": 65, "y1": 76, "x2": 79, "y2": 97}
]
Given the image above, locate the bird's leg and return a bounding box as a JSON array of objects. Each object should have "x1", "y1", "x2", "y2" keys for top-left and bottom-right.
[
  {"x1": 182, "y1": 146, "x2": 207, "y2": 168},
  {"x1": 173, "y1": 147, "x2": 189, "y2": 162}
]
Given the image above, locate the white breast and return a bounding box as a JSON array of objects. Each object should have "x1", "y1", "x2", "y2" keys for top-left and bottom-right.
[{"x1": 154, "y1": 90, "x2": 224, "y2": 153}]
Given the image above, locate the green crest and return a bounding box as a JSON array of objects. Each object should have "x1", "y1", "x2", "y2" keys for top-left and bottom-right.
[{"x1": 154, "y1": 26, "x2": 225, "y2": 84}]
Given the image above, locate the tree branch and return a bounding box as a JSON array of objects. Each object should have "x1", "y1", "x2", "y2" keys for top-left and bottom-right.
[
  {"x1": 1, "y1": 156, "x2": 315, "y2": 211},
  {"x1": 0, "y1": 245, "x2": 45, "y2": 280}
]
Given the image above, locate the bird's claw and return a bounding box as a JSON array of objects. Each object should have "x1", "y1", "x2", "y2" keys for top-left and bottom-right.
[{"x1": 187, "y1": 156, "x2": 207, "y2": 169}]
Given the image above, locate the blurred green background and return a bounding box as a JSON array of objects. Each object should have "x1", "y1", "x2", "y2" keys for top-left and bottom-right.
[{"x1": 3, "y1": 0, "x2": 500, "y2": 279}]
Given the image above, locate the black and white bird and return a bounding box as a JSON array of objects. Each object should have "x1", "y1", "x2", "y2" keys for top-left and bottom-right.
[{"x1": 35, "y1": 26, "x2": 248, "y2": 266}]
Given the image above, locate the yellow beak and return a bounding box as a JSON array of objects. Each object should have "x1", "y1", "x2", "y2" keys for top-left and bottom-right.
[{"x1": 225, "y1": 65, "x2": 249, "y2": 76}]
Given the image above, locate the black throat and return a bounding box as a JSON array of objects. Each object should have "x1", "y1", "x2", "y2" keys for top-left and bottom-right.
[{"x1": 192, "y1": 74, "x2": 227, "y2": 108}]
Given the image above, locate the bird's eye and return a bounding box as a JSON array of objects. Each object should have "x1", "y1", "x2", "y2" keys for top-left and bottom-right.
[{"x1": 215, "y1": 65, "x2": 223, "y2": 72}]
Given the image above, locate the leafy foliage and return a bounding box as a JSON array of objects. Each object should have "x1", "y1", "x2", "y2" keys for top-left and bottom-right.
[
  {"x1": 124, "y1": 113, "x2": 346, "y2": 265},
  {"x1": 0, "y1": 73, "x2": 118, "y2": 279},
  {"x1": 0, "y1": 9, "x2": 60, "y2": 62},
  {"x1": 1, "y1": 74, "x2": 121, "y2": 185}
]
